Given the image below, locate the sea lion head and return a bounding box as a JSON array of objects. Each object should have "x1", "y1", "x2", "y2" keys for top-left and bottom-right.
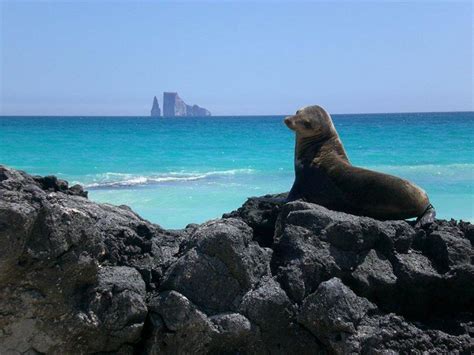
[{"x1": 284, "y1": 105, "x2": 335, "y2": 139}]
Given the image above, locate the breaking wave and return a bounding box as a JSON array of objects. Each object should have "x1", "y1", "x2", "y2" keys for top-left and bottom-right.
[
  {"x1": 84, "y1": 169, "x2": 255, "y2": 189},
  {"x1": 78, "y1": 164, "x2": 473, "y2": 189}
]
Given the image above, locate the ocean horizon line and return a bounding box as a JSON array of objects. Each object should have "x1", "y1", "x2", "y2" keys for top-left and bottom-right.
[{"x1": 1, "y1": 110, "x2": 473, "y2": 118}]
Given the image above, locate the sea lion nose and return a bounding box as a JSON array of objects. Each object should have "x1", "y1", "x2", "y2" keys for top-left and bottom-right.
[{"x1": 284, "y1": 117, "x2": 292, "y2": 126}]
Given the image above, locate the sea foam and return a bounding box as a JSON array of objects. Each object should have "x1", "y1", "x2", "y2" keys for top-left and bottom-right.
[{"x1": 84, "y1": 169, "x2": 255, "y2": 188}]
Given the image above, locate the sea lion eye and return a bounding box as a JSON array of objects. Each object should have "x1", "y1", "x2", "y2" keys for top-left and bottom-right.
[{"x1": 303, "y1": 121, "x2": 312, "y2": 129}]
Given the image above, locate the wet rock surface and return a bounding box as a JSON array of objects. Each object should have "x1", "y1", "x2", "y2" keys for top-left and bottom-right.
[{"x1": 0, "y1": 165, "x2": 472, "y2": 354}]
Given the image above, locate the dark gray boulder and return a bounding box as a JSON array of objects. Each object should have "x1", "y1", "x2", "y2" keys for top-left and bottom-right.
[
  {"x1": 0, "y1": 165, "x2": 472, "y2": 354},
  {"x1": 33, "y1": 174, "x2": 88, "y2": 197},
  {"x1": 240, "y1": 277, "x2": 322, "y2": 353},
  {"x1": 299, "y1": 277, "x2": 473, "y2": 354},
  {"x1": 145, "y1": 290, "x2": 218, "y2": 353},
  {"x1": 81, "y1": 266, "x2": 148, "y2": 351},
  {"x1": 160, "y1": 218, "x2": 272, "y2": 314},
  {"x1": 223, "y1": 193, "x2": 287, "y2": 247},
  {"x1": 298, "y1": 277, "x2": 377, "y2": 353}
]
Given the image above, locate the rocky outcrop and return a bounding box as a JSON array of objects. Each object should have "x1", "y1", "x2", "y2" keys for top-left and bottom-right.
[
  {"x1": 0, "y1": 165, "x2": 472, "y2": 354},
  {"x1": 162, "y1": 92, "x2": 211, "y2": 117},
  {"x1": 185, "y1": 104, "x2": 211, "y2": 117},
  {"x1": 150, "y1": 96, "x2": 161, "y2": 117}
]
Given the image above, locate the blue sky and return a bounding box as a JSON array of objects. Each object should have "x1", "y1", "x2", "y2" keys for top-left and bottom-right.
[{"x1": 0, "y1": 1, "x2": 472, "y2": 115}]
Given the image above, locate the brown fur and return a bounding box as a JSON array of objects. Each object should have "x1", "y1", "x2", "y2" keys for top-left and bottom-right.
[{"x1": 285, "y1": 105, "x2": 431, "y2": 220}]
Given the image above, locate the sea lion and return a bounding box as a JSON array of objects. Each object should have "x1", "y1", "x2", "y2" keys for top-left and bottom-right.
[{"x1": 284, "y1": 105, "x2": 435, "y2": 226}]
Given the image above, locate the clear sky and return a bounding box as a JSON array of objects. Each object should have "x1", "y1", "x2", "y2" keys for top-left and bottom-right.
[{"x1": 0, "y1": 0, "x2": 472, "y2": 116}]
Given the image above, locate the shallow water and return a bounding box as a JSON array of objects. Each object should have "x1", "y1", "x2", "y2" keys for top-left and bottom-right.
[{"x1": 1, "y1": 112, "x2": 472, "y2": 228}]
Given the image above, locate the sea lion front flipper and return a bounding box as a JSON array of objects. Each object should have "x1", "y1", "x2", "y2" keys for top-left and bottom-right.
[
  {"x1": 286, "y1": 183, "x2": 302, "y2": 203},
  {"x1": 415, "y1": 204, "x2": 436, "y2": 228}
]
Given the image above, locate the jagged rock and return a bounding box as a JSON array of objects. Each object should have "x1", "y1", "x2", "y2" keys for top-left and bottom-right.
[
  {"x1": 354, "y1": 312, "x2": 473, "y2": 354},
  {"x1": 298, "y1": 277, "x2": 474, "y2": 354},
  {"x1": 0, "y1": 165, "x2": 182, "y2": 353},
  {"x1": 0, "y1": 165, "x2": 472, "y2": 354},
  {"x1": 209, "y1": 313, "x2": 255, "y2": 349},
  {"x1": 33, "y1": 174, "x2": 87, "y2": 197},
  {"x1": 351, "y1": 249, "x2": 397, "y2": 305},
  {"x1": 81, "y1": 266, "x2": 148, "y2": 351},
  {"x1": 160, "y1": 218, "x2": 272, "y2": 313},
  {"x1": 186, "y1": 104, "x2": 211, "y2": 117},
  {"x1": 271, "y1": 200, "x2": 473, "y2": 319},
  {"x1": 459, "y1": 221, "x2": 474, "y2": 244},
  {"x1": 162, "y1": 92, "x2": 211, "y2": 117},
  {"x1": 223, "y1": 193, "x2": 287, "y2": 247},
  {"x1": 145, "y1": 290, "x2": 217, "y2": 353},
  {"x1": 145, "y1": 290, "x2": 260, "y2": 354},
  {"x1": 150, "y1": 96, "x2": 161, "y2": 117},
  {"x1": 240, "y1": 277, "x2": 321, "y2": 353},
  {"x1": 298, "y1": 277, "x2": 377, "y2": 353},
  {"x1": 426, "y1": 230, "x2": 472, "y2": 271}
]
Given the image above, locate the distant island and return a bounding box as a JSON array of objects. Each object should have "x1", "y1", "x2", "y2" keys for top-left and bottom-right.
[{"x1": 150, "y1": 92, "x2": 211, "y2": 117}]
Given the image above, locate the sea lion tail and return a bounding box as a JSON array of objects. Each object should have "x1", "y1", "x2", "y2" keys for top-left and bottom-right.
[{"x1": 415, "y1": 203, "x2": 436, "y2": 228}]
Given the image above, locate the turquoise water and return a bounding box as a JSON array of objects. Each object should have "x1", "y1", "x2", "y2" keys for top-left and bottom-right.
[{"x1": 1, "y1": 112, "x2": 473, "y2": 228}]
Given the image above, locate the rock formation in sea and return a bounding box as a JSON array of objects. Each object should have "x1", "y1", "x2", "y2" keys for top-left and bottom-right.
[
  {"x1": 150, "y1": 96, "x2": 161, "y2": 117},
  {"x1": 163, "y1": 92, "x2": 211, "y2": 117},
  {"x1": 186, "y1": 104, "x2": 211, "y2": 117},
  {"x1": 0, "y1": 165, "x2": 472, "y2": 354}
]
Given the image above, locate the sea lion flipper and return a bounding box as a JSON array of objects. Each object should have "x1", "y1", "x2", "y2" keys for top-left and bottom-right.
[
  {"x1": 415, "y1": 204, "x2": 436, "y2": 228},
  {"x1": 286, "y1": 183, "x2": 302, "y2": 203}
]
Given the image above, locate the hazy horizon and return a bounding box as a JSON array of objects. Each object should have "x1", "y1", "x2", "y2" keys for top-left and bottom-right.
[
  {"x1": 1, "y1": 109, "x2": 473, "y2": 118},
  {"x1": 1, "y1": 1, "x2": 473, "y2": 116}
]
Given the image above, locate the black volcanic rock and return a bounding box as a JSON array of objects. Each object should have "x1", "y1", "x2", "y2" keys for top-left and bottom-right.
[
  {"x1": 0, "y1": 165, "x2": 472, "y2": 354},
  {"x1": 33, "y1": 174, "x2": 88, "y2": 197}
]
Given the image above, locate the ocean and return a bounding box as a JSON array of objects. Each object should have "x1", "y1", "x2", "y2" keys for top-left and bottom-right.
[{"x1": 1, "y1": 112, "x2": 473, "y2": 228}]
